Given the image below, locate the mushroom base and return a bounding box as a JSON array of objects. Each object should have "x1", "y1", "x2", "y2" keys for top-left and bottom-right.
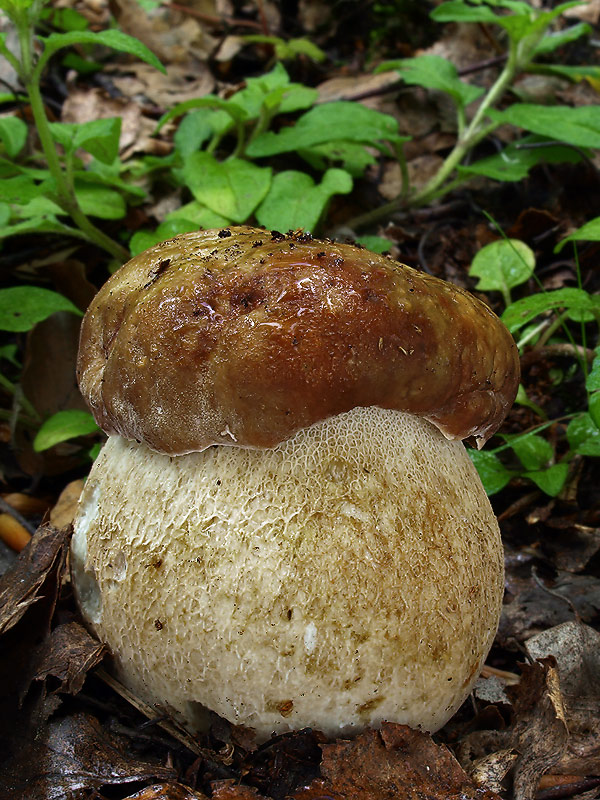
[{"x1": 71, "y1": 407, "x2": 504, "y2": 740}]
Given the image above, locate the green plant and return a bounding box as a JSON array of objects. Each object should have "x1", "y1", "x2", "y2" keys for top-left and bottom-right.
[
  {"x1": 127, "y1": 62, "x2": 407, "y2": 251},
  {"x1": 0, "y1": 284, "x2": 99, "y2": 452},
  {"x1": 0, "y1": 0, "x2": 164, "y2": 260},
  {"x1": 348, "y1": 0, "x2": 600, "y2": 226},
  {"x1": 467, "y1": 218, "x2": 600, "y2": 497}
]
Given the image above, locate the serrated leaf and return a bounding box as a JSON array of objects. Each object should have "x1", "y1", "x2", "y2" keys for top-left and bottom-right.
[
  {"x1": 183, "y1": 152, "x2": 271, "y2": 222},
  {"x1": 0, "y1": 116, "x2": 28, "y2": 157},
  {"x1": 459, "y1": 135, "x2": 584, "y2": 182},
  {"x1": 555, "y1": 216, "x2": 600, "y2": 252},
  {"x1": 468, "y1": 449, "x2": 514, "y2": 496},
  {"x1": 255, "y1": 168, "x2": 352, "y2": 232},
  {"x1": 502, "y1": 288, "x2": 600, "y2": 332},
  {"x1": 524, "y1": 463, "x2": 569, "y2": 496},
  {"x1": 0, "y1": 286, "x2": 82, "y2": 332},
  {"x1": 488, "y1": 104, "x2": 600, "y2": 149},
  {"x1": 33, "y1": 410, "x2": 99, "y2": 452},
  {"x1": 377, "y1": 55, "x2": 484, "y2": 108},
  {"x1": 567, "y1": 413, "x2": 600, "y2": 456},
  {"x1": 246, "y1": 101, "x2": 402, "y2": 158},
  {"x1": 470, "y1": 239, "x2": 535, "y2": 294},
  {"x1": 40, "y1": 30, "x2": 165, "y2": 74}
]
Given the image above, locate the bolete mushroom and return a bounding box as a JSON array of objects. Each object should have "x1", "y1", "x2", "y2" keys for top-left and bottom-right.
[{"x1": 71, "y1": 226, "x2": 519, "y2": 740}]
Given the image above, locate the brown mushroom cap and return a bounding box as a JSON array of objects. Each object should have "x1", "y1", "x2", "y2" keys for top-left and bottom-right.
[{"x1": 77, "y1": 226, "x2": 519, "y2": 455}]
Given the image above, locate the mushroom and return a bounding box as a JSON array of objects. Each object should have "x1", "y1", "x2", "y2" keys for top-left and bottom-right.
[{"x1": 71, "y1": 226, "x2": 519, "y2": 740}]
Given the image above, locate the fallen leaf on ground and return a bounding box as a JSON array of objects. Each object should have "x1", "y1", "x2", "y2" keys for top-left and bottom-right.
[
  {"x1": 293, "y1": 723, "x2": 502, "y2": 800},
  {"x1": 0, "y1": 712, "x2": 176, "y2": 800},
  {"x1": 526, "y1": 622, "x2": 600, "y2": 775},
  {"x1": 0, "y1": 523, "x2": 69, "y2": 635},
  {"x1": 507, "y1": 658, "x2": 569, "y2": 800}
]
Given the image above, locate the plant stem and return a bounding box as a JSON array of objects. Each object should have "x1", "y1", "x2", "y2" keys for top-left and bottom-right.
[
  {"x1": 348, "y1": 38, "x2": 533, "y2": 230},
  {"x1": 14, "y1": 18, "x2": 128, "y2": 262}
]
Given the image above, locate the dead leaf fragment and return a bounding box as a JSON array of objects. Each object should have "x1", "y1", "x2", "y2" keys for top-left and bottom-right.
[
  {"x1": 0, "y1": 712, "x2": 175, "y2": 800},
  {"x1": 508, "y1": 658, "x2": 569, "y2": 800},
  {"x1": 30, "y1": 621, "x2": 105, "y2": 695},
  {"x1": 526, "y1": 622, "x2": 600, "y2": 775},
  {"x1": 124, "y1": 783, "x2": 209, "y2": 799},
  {"x1": 50, "y1": 479, "x2": 85, "y2": 529},
  {"x1": 0, "y1": 523, "x2": 70, "y2": 635},
  {"x1": 294, "y1": 723, "x2": 502, "y2": 800}
]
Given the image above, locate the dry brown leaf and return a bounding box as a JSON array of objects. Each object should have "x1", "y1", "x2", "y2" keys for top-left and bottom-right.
[
  {"x1": 211, "y1": 782, "x2": 268, "y2": 799},
  {"x1": 61, "y1": 86, "x2": 143, "y2": 154},
  {"x1": 527, "y1": 623, "x2": 600, "y2": 775},
  {"x1": 508, "y1": 658, "x2": 569, "y2": 800},
  {"x1": 0, "y1": 712, "x2": 176, "y2": 800},
  {"x1": 30, "y1": 621, "x2": 105, "y2": 695},
  {"x1": 293, "y1": 723, "x2": 502, "y2": 800},
  {"x1": 0, "y1": 523, "x2": 69, "y2": 635},
  {"x1": 50, "y1": 479, "x2": 85, "y2": 529},
  {"x1": 124, "y1": 784, "x2": 209, "y2": 799},
  {"x1": 107, "y1": 62, "x2": 214, "y2": 110}
]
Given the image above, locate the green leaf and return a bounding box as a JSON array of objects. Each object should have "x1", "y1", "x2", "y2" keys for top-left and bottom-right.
[
  {"x1": 589, "y1": 392, "x2": 600, "y2": 430},
  {"x1": 524, "y1": 463, "x2": 569, "y2": 497},
  {"x1": 533, "y1": 64, "x2": 600, "y2": 83},
  {"x1": 33, "y1": 410, "x2": 99, "y2": 452},
  {"x1": 469, "y1": 239, "x2": 535, "y2": 295},
  {"x1": 502, "y1": 288, "x2": 600, "y2": 333},
  {"x1": 39, "y1": 30, "x2": 165, "y2": 75},
  {"x1": 555, "y1": 216, "x2": 600, "y2": 252},
  {"x1": 508, "y1": 433, "x2": 553, "y2": 470},
  {"x1": 0, "y1": 286, "x2": 82, "y2": 332},
  {"x1": 166, "y1": 200, "x2": 230, "y2": 230},
  {"x1": 586, "y1": 347, "x2": 600, "y2": 391},
  {"x1": 0, "y1": 217, "x2": 89, "y2": 241},
  {"x1": 182, "y1": 152, "x2": 271, "y2": 222},
  {"x1": 566, "y1": 413, "x2": 600, "y2": 456},
  {"x1": 488, "y1": 104, "x2": 600, "y2": 149},
  {"x1": 2, "y1": 175, "x2": 45, "y2": 203},
  {"x1": 129, "y1": 218, "x2": 200, "y2": 257},
  {"x1": 0, "y1": 203, "x2": 9, "y2": 226},
  {"x1": 468, "y1": 449, "x2": 514, "y2": 496},
  {"x1": 173, "y1": 109, "x2": 214, "y2": 157},
  {"x1": 431, "y1": 2, "x2": 501, "y2": 24},
  {"x1": 533, "y1": 23, "x2": 593, "y2": 57},
  {"x1": 50, "y1": 117, "x2": 121, "y2": 164},
  {"x1": 255, "y1": 168, "x2": 352, "y2": 232},
  {"x1": 246, "y1": 101, "x2": 403, "y2": 158},
  {"x1": 377, "y1": 55, "x2": 484, "y2": 108},
  {"x1": 0, "y1": 343, "x2": 20, "y2": 366},
  {"x1": 458, "y1": 135, "x2": 584, "y2": 183},
  {"x1": 356, "y1": 235, "x2": 393, "y2": 254},
  {"x1": 74, "y1": 181, "x2": 127, "y2": 219},
  {"x1": 157, "y1": 95, "x2": 243, "y2": 131},
  {"x1": 0, "y1": 117, "x2": 28, "y2": 157},
  {"x1": 299, "y1": 140, "x2": 377, "y2": 177}
]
